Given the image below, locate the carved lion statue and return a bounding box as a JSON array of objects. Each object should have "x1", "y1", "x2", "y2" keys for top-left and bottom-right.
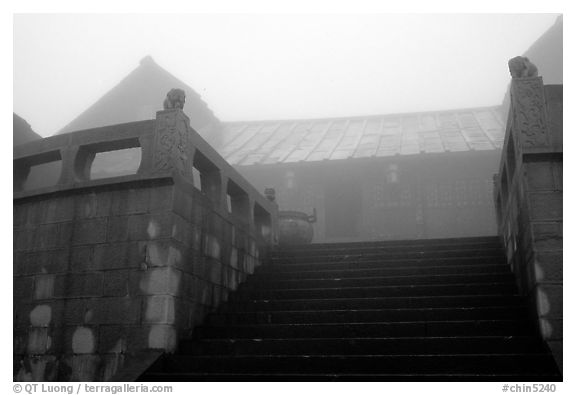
[
  {"x1": 508, "y1": 56, "x2": 539, "y2": 78},
  {"x1": 163, "y1": 88, "x2": 186, "y2": 110}
]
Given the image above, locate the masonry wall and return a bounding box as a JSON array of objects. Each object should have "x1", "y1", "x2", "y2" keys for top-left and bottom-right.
[
  {"x1": 495, "y1": 79, "x2": 562, "y2": 372},
  {"x1": 13, "y1": 109, "x2": 276, "y2": 381},
  {"x1": 237, "y1": 150, "x2": 499, "y2": 243}
]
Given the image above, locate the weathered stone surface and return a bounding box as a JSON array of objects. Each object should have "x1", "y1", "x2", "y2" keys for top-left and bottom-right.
[
  {"x1": 20, "y1": 222, "x2": 72, "y2": 251},
  {"x1": 97, "y1": 297, "x2": 141, "y2": 325},
  {"x1": 102, "y1": 271, "x2": 130, "y2": 297},
  {"x1": 13, "y1": 108, "x2": 276, "y2": 382},
  {"x1": 203, "y1": 234, "x2": 222, "y2": 260},
  {"x1": 153, "y1": 110, "x2": 192, "y2": 174},
  {"x1": 553, "y1": 164, "x2": 562, "y2": 192},
  {"x1": 14, "y1": 276, "x2": 34, "y2": 302},
  {"x1": 544, "y1": 85, "x2": 563, "y2": 151},
  {"x1": 229, "y1": 247, "x2": 238, "y2": 269},
  {"x1": 127, "y1": 214, "x2": 152, "y2": 241},
  {"x1": 511, "y1": 77, "x2": 549, "y2": 148},
  {"x1": 110, "y1": 189, "x2": 150, "y2": 216},
  {"x1": 55, "y1": 273, "x2": 103, "y2": 298},
  {"x1": 98, "y1": 325, "x2": 129, "y2": 354},
  {"x1": 14, "y1": 355, "x2": 60, "y2": 381},
  {"x1": 149, "y1": 185, "x2": 174, "y2": 213},
  {"x1": 532, "y1": 222, "x2": 562, "y2": 250},
  {"x1": 144, "y1": 213, "x2": 174, "y2": 240},
  {"x1": 107, "y1": 217, "x2": 129, "y2": 242},
  {"x1": 94, "y1": 243, "x2": 129, "y2": 270},
  {"x1": 144, "y1": 240, "x2": 183, "y2": 268},
  {"x1": 29, "y1": 304, "x2": 54, "y2": 327},
  {"x1": 100, "y1": 352, "x2": 126, "y2": 381},
  {"x1": 13, "y1": 204, "x2": 28, "y2": 229},
  {"x1": 14, "y1": 329, "x2": 28, "y2": 355},
  {"x1": 68, "y1": 354, "x2": 101, "y2": 381},
  {"x1": 539, "y1": 318, "x2": 562, "y2": 340},
  {"x1": 27, "y1": 327, "x2": 52, "y2": 354},
  {"x1": 525, "y1": 162, "x2": 556, "y2": 190},
  {"x1": 70, "y1": 246, "x2": 96, "y2": 272},
  {"x1": 139, "y1": 267, "x2": 181, "y2": 295},
  {"x1": 171, "y1": 214, "x2": 192, "y2": 245},
  {"x1": 172, "y1": 189, "x2": 194, "y2": 221},
  {"x1": 535, "y1": 284, "x2": 563, "y2": 318},
  {"x1": 62, "y1": 299, "x2": 89, "y2": 325},
  {"x1": 34, "y1": 275, "x2": 55, "y2": 300},
  {"x1": 13, "y1": 303, "x2": 33, "y2": 329},
  {"x1": 144, "y1": 295, "x2": 175, "y2": 324},
  {"x1": 146, "y1": 324, "x2": 177, "y2": 351},
  {"x1": 529, "y1": 192, "x2": 562, "y2": 221},
  {"x1": 72, "y1": 218, "x2": 108, "y2": 246},
  {"x1": 45, "y1": 197, "x2": 75, "y2": 223},
  {"x1": 75, "y1": 192, "x2": 112, "y2": 219},
  {"x1": 533, "y1": 251, "x2": 563, "y2": 282}
]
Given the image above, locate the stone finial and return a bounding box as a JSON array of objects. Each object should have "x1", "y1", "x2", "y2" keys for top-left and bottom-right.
[
  {"x1": 163, "y1": 88, "x2": 186, "y2": 110},
  {"x1": 508, "y1": 56, "x2": 539, "y2": 78},
  {"x1": 264, "y1": 188, "x2": 276, "y2": 202}
]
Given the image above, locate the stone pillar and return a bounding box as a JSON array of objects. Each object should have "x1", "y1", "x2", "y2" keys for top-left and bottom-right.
[
  {"x1": 506, "y1": 76, "x2": 563, "y2": 372},
  {"x1": 152, "y1": 109, "x2": 194, "y2": 176},
  {"x1": 510, "y1": 77, "x2": 550, "y2": 149}
]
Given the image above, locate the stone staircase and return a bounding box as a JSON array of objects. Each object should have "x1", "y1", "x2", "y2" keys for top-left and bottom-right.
[{"x1": 139, "y1": 236, "x2": 561, "y2": 381}]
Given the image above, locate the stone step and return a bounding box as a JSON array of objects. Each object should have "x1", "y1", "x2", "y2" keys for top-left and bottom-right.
[
  {"x1": 193, "y1": 320, "x2": 537, "y2": 339},
  {"x1": 242, "y1": 272, "x2": 515, "y2": 290},
  {"x1": 219, "y1": 294, "x2": 527, "y2": 312},
  {"x1": 149, "y1": 354, "x2": 558, "y2": 375},
  {"x1": 141, "y1": 372, "x2": 562, "y2": 382},
  {"x1": 180, "y1": 336, "x2": 547, "y2": 356},
  {"x1": 264, "y1": 256, "x2": 506, "y2": 272},
  {"x1": 230, "y1": 282, "x2": 516, "y2": 301},
  {"x1": 274, "y1": 236, "x2": 501, "y2": 252},
  {"x1": 206, "y1": 306, "x2": 529, "y2": 325},
  {"x1": 271, "y1": 248, "x2": 504, "y2": 264},
  {"x1": 137, "y1": 236, "x2": 560, "y2": 382},
  {"x1": 254, "y1": 263, "x2": 510, "y2": 280},
  {"x1": 272, "y1": 241, "x2": 503, "y2": 258},
  {"x1": 180, "y1": 336, "x2": 546, "y2": 355}
]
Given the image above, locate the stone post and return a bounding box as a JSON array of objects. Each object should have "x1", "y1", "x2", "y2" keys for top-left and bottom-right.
[
  {"x1": 510, "y1": 77, "x2": 550, "y2": 149},
  {"x1": 500, "y1": 72, "x2": 563, "y2": 372},
  {"x1": 152, "y1": 109, "x2": 194, "y2": 176}
]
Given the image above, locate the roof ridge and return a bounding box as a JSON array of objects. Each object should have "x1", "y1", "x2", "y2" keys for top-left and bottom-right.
[
  {"x1": 222, "y1": 107, "x2": 506, "y2": 165},
  {"x1": 220, "y1": 105, "x2": 504, "y2": 125}
]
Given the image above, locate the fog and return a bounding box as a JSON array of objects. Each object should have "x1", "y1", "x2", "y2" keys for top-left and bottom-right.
[{"x1": 13, "y1": 13, "x2": 559, "y2": 137}]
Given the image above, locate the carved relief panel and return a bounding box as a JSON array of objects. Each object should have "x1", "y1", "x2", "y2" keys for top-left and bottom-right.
[
  {"x1": 153, "y1": 110, "x2": 193, "y2": 175},
  {"x1": 511, "y1": 78, "x2": 549, "y2": 149}
]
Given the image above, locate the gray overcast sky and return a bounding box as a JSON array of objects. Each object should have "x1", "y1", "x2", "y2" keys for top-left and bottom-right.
[{"x1": 13, "y1": 13, "x2": 559, "y2": 137}]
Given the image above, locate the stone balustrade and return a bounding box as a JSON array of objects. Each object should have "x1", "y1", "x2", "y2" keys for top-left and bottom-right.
[
  {"x1": 13, "y1": 109, "x2": 278, "y2": 381},
  {"x1": 493, "y1": 76, "x2": 562, "y2": 372}
]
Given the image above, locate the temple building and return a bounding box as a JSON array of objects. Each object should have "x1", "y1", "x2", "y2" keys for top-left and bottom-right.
[
  {"x1": 13, "y1": 61, "x2": 508, "y2": 244},
  {"x1": 223, "y1": 109, "x2": 504, "y2": 242},
  {"x1": 15, "y1": 15, "x2": 562, "y2": 241},
  {"x1": 15, "y1": 16, "x2": 561, "y2": 244},
  {"x1": 12, "y1": 15, "x2": 563, "y2": 381}
]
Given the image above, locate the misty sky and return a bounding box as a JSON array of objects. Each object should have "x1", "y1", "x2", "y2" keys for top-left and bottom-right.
[{"x1": 13, "y1": 13, "x2": 559, "y2": 137}]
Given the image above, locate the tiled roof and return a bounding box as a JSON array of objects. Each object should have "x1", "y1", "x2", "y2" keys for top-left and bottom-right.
[{"x1": 220, "y1": 106, "x2": 505, "y2": 166}]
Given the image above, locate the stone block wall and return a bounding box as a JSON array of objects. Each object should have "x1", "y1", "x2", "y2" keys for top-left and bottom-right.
[
  {"x1": 495, "y1": 78, "x2": 562, "y2": 372},
  {"x1": 14, "y1": 109, "x2": 277, "y2": 381}
]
